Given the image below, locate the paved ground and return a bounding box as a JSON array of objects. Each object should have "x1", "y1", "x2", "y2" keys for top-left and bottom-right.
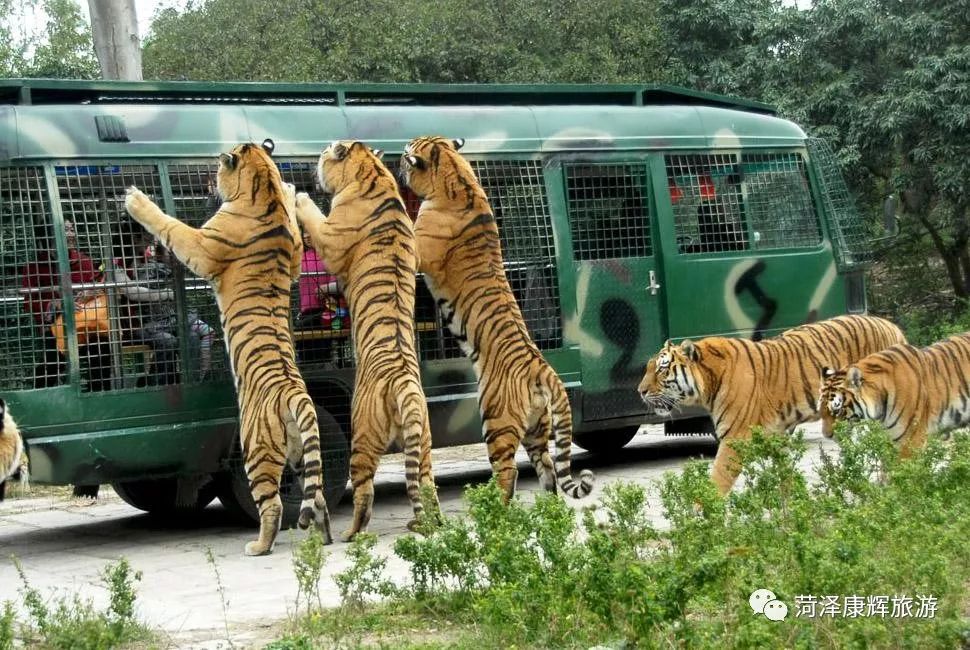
[{"x1": 0, "y1": 423, "x2": 836, "y2": 648}]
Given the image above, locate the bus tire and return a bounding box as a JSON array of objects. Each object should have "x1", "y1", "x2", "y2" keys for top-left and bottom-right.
[
  {"x1": 111, "y1": 477, "x2": 219, "y2": 514},
  {"x1": 572, "y1": 425, "x2": 639, "y2": 454},
  {"x1": 215, "y1": 406, "x2": 350, "y2": 528}
]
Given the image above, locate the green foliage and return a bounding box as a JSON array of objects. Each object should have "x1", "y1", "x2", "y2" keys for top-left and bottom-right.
[
  {"x1": 0, "y1": 601, "x2": 13, "y2": 650},
  {"x1": 333, "y1": 533, "x2": 396, "y2": 609},
  {"x1": 292, "y1": 528, "x2": 330, "y2": 611},
  {"x1": 0, "y1": 0, "x2": 98, "y2": 79},
  {"x1": 11, "y1": 556, "x2": 151, "y2": 650},
  {"x1": 295, "y1": 425, "x2": 970, "y2": 648}
]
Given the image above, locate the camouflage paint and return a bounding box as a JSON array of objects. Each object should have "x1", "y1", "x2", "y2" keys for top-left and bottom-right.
[{"x1": 0, "y1": 80, "x2": 861, "y2": 485}]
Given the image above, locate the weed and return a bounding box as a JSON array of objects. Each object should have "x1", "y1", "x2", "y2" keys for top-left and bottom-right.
[
  {"x1": 11, "y1": 556, "x2": 151, "y2": 650},
  {"x1": 333, "y1": 533, "x2": 396, "y2": 609},
  {"x1": 292, "y1": 527, "x2": 329, "y2": 611},
  {"x1": 204, "y1": 545, "x2": 234, "y2": 649},
  {"x1": 0, "y1": 601, "x2": 13, "y2": 650}
]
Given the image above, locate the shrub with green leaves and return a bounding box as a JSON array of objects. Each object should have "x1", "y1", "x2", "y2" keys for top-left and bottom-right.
[{"x1": 314, "y1": 422, "x2": 970, "y2": 649}]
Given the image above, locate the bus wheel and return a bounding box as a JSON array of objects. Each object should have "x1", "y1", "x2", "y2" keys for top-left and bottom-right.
[
  {"x1": 111, "y1": 476, "x2": 219, "y2": 514},
  {"x1": 572, "y1": 425, "x2": 639, "y2": 454},
  {"x1": 215, "y1": 406, "x2": 350, "y2": 529}
]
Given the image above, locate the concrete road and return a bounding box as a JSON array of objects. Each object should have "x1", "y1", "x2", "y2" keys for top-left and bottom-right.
[{"x1": 0, "y1": 423, "x2": 836, "y2": 648}]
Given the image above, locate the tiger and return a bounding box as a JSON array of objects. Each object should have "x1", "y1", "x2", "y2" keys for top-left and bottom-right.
[
  {"x1": 124, "y1": 139, "x2": 331, "y2": 555},
  {"x1": 820, "y1": 332, "x2": 970, "y2": 455},
  {"x1": 0, "y1": 398, "x2": 27, "y2": 501},
  {"x1": 293, "y1": 140, "x2": 439, "y2": 541},
  {"x1": 398, "y1": 135, "x2": 594, "y2": 502},
  {"x1": 637, "y1": 314, "x2": 906, "y2": 496}
]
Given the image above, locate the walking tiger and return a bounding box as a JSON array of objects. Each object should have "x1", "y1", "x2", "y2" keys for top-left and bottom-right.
[
  {"x1": 398, "y1": 135, "x2": 594, "y2": 502},
  {"x1": 125, "y1": 139, "x2": 331, "y2": 555},
  {"x1": 638, "y1": 315, "x2": 906, "y2": 495},
  {"x1": 820, "y1": 332, "x2": 970, "y2": 455},
  {"x1": 294, "y1": 140, "x2": 438, "y2": 541}
]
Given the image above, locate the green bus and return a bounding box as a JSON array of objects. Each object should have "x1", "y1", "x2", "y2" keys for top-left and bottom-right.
[{"x1": 0, "y1": 79, "x2": 872, "y2": 522}]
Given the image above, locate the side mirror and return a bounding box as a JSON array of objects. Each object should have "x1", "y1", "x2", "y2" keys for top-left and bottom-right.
[{"x1": 883, "y1": 194, "x2": 899, "y2": 237}]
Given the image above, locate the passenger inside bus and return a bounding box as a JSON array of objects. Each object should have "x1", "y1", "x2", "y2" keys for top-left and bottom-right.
[
  {"x1": 109, "y1": 220, "x2": 214, "y2": 385},
  {"x1": 21, "y1": 219, "x2": 112, "y2": 391},
  {"x1": 296, "y1": 230, "x2": 350, "y2": 367}
]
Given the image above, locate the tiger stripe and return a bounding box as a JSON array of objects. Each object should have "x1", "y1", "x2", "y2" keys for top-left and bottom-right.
[
  {"x1": 125, "y1": 140, "x2": 331, "y2": 555},
  {"x1": 822, "y1": 331, "x2": 970, "y2": 455},
  {"x1": 400, "y1": 135, "x2": 593, "y2": 502},
  {"x1": 294, "y1": 140, "x2": 438, "y2": 542},
  {"x1": 638, "y1": 314, "x2": 906, "y2": 495}
]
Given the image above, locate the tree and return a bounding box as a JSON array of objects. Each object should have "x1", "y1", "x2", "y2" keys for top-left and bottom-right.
[
  {"x1": 87, "y1": 0, "x2": 142, "y2": 80},
  {"x1": 0, "y1": 0, "x2": 98, "y2": 79}
]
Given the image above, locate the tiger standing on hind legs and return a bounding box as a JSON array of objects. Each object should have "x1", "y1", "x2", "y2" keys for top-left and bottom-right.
[
  {"x1": 125, "y1": 139, "x2": 331, "y2": 555},
  {"x1": 398, "y1": 136, "x2": 594, "y2": 502},
  {"x1": 637, "y1": 314, "x2": 906, "y2": 496},
  {"x1": 293, "y1": 140, "x2": 439, "y2": 542}
]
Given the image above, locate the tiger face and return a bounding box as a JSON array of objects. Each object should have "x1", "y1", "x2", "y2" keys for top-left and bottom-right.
[
  {"x1": 216, "y1": 139, "x2": 277, "y2": 201},
  {"x1": 821, "y1": 365, "x2": 875, "y2": 427},
  {"x1": 316, "y1": 140, "x2": 385, "y2": 196},
  {"x1": 637, "y1": 340, "x2": 702, "y2": 416},
  {"x1": 398, "y1": 136, "x2": 466, "y2": 199}
]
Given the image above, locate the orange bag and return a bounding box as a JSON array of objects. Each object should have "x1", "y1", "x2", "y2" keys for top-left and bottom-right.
[{"x1": 51, "y1": 293, "x2": 109, "y2": 354}]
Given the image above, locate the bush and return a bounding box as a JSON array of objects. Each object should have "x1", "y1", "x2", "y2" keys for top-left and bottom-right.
[{"x1": 11, "y1": 556, "x2": 150, "y2": 650}]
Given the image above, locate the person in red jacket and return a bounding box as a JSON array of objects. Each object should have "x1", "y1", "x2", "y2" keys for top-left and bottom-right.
[{"x1": 21, "y1": 220, "x2": 111, "y2": 391}]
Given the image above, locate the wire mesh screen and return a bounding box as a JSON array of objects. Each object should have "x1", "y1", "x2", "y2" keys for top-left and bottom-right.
[
  {"x1": 55, "y1": 165, "x2": 188, "y2": 391},
  {"x1": 666, "y1": 153, "x2": 748, "y2": 254},
  {"x1": 0, "y1": 167, "x2": 61, "y2": 390},
  {"x1": 278, "y1": 160, "x2": 354, "y2": 370},
  {"x1": 564, "y1": 163, "x2": 652, "y2": 260},
  {"x1": 474, "y1": 160, "x2": 562, "y2": 350},
  {"x1": 167, "y1": 162, "x2": 230, "y2": 381},
  {"x1": 806, "y1": 138, "x2": 874, "y2": 270},
  {"x1": 742, "y1": 152, "x2": 822, "y2": 250}
]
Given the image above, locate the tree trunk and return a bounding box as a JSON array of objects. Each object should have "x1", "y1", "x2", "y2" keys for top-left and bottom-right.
[
  {"x1": 918, "y1": 213, "x2": 970, "y2": 300},
  {"x1": 87, "y1": 0, "x2": 142, "y2": 81}
]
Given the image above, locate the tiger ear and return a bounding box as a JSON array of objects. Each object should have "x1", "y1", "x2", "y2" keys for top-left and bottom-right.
[
  {"x1": 371, "y1": 148, "x2": 384, "y2": 160},
  {"x1": 846, "y1": 366, "x2": 863, "y2": 389},
  {"x1": 452, "y1": 138, "x2": 465, "y2": 151},
  {"x1": 822, "y1": 366, "x2": 835, "y2": 380},
  {"x1": 219, "y1": 152, "x2": 237, "y2": 170},
  {"x1": 680, "y1": 339, "x2": 700, "y2": 362},
  {"x1": 261, "y1": 138, "x2": 275, "y2": 156},
  {"x1": 332, "y1": 142, "x2": 349, "y2": 161},
  {"x1": 405, "y1": 154, "x2": 426, "y2": 170}
]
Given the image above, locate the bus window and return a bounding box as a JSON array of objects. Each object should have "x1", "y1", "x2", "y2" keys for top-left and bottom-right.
[
  {"x1": 565, "y1": 163, "x2": 652, "y2": 261},
  {"x1": 666, "y1": 153, "x2": 748, "y2": 254},
  {"x1": 741, "y1": 152, "x2": 821, "y2": 250}
]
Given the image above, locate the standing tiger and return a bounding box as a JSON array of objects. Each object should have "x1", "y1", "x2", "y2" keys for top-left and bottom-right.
[
  {"x1": 820, "y1": 332, "x2": 970, "y2": 455},
  {"x1": 399, "y1": 136, "x2": 594, "y2": 502},
  {"x1": 638, "y1": 315, "x2": 906, "y2": 495},
  {"x1": 125, "y1": 139, "x2": 331, "y2": 555},
  {"x1": 293, "y1": 140, "x2": 438, "y2": 541},
  {"x1": 0, "y1": 398, "x2": 27, "y2": 501}
]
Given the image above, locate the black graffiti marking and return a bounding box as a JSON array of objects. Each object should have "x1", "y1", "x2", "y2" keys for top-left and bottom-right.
[
  {"x1": 599, "y1": 298, "x2": 643, "y2": 385},
  {"x1": 734, "y1": 260, "x2": 777, "y2": 341}
]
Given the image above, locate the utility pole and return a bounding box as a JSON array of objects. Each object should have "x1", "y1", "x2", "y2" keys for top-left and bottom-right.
[{"x1": 87, "y1": 0, "x2": 142, "y2": 81}]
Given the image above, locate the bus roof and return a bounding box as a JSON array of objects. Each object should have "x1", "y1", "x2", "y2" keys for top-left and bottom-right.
[{"x1": 0, "y1": 79, "x2": 806, "y2": 160}]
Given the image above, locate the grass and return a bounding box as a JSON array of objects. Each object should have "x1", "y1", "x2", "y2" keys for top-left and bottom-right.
[
  {"x1": 2, "y1": 556, "x2": 156, "y2": 650},
  {"x1": 269, "y1": 422, "x2": 970, "y2": 649}
]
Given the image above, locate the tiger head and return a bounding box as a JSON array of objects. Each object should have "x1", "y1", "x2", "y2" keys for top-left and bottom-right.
[
  {"x1": 637, "y1": 340, "x2": 705, "y2": 416},
  {"x1": 398, "y1": 136, "x2": 468, "y2": 200},
  {"x1": 316, "y1": 140, "x2": 385, "y2": 196},
  {"x1": 819, "y1": 365, "x2": 872, "y2": 428},
  {"x1": 216, "y1": 139, "x2": 279, "y2": 201}
]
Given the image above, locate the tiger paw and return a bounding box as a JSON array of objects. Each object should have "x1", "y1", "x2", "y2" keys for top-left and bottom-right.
[
  {"x1": 244, "y1": 540, "x2": 274, "y2": 556},
  {"x1": 340, "y1": 528, "x2": 358, "y2": 543},
  {"x1": 124, "y1": 186, "x2": 151, "y2": 216}
]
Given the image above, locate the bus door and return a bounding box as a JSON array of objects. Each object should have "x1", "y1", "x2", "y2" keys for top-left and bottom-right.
[{"x1": 559, "y1": 160, "x2": 667, "y2": 421}]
